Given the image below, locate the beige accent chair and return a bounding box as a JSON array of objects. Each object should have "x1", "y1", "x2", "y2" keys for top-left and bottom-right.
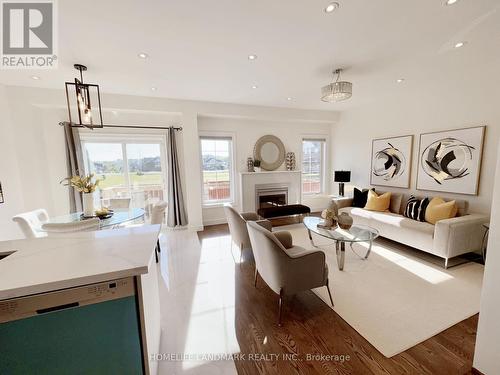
[
  {"x1": 247, "y1": 221, "x2": 333, "y2": 325},
  {"x1": 150, "y1": 201, "x2": 167, "y2": 263},
  {"x1": 41, "y1": 218, "x2": 101, "y2": 234},
  {"x1": 12, "y1": 209, "x2": 50, "y2": 239},
  {"x1": 223, "y1": 205, "x2": 272, "y2": 263}
]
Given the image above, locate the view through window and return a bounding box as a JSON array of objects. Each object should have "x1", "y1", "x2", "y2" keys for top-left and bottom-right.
[
  {"x1": 83, "y1": 139, "x2": 167, "y2": 209},
  {"x1": 200, "y1": 136, "x2": 233, "y2": 204},
  {"x1": 302, "y1": 139, "x2": 326, "y2": 194}
]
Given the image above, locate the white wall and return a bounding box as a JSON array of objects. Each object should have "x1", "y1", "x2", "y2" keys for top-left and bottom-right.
[
  {"x1": 198, "y1": 116, "x2": 336, "y2": 225},
  {"x1": 473, "y1": 145, "x2": 500, "y2": 374},
  {"x1": 0, "y1": 86, "x2": 24, "y2": 239},
  {"x1": 0, "y1": 85, "x2": 338, "y2": 239},
  {"x1": 331, "y1": 66, "x2": 500, "y2": 214}
]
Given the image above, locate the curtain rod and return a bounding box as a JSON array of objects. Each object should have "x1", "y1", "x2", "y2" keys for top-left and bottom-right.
[{"x1": 58, "y1": 121, "x2": 182, "y2": 131}]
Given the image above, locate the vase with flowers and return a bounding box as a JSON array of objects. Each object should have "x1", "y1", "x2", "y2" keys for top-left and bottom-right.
[{"x1": 61, "y1": 174, "x2": 101, "y2": 217}]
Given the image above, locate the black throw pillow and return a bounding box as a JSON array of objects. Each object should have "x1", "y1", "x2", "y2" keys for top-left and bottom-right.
[
  {"x1": 404, "y1": 196, "x2": 430, "y2": 222},
  {"x1": 352, "y1": 188, "x2": 373, "y2": 208}
]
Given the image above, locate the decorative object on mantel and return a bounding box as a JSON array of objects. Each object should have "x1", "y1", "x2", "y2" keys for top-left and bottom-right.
[
  {"x1": 371, "y1": 135, "x2": 413, "y2": 188},
  {"x1": 253, "y1": 135, "x2": 286, "y2": 171},
  {"x1": 253, "y1": 159, "x2": 262, "y2": 172},
  {"x1": 285, "y1": 152, "x2": 296, "y2": 171},
  {"x1": 0, "y1": 181, "x2": 4, "y2": 204},
  {"x1": 61, "y1": 174, "x2": 101, "y2": 217},
  {"x1": 321, "y1": 68, "x2": 353, "y2": 102},
  {"x1": 247, "y1": 157, "x2": 254, "y2": 172},
  {"x1": 338, "y1": 212, "x2": 353, "y2": 230},
  {"x1": 334, "y1": 170, "x2": 351, "y2": 197},
  {"x1": 416, "y1": 126, "x2": 485, "y2": 195},
  {"x1": 319, "y1": 201, "x2": 339, "y2": 229}
]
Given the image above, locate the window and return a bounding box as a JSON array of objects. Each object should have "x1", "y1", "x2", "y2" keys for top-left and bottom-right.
[
  {"x1": 302, "y1": 138, "x2": 326, "y2": 194},
  {"x1": 200, "y1": 136, "x2": 234, "y2": 204},
  {"x1": 81, "y1": 135, "x2": 167, "y2": 209}
]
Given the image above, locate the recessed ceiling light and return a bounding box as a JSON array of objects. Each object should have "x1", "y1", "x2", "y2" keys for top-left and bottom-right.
[
  {"x1": 248, "y1": 54, "x2": 257, "y2": 60},
  {"x1": 445, "y1": 0, "x2": 459, "y2": 5},
  {"x1": 324, "y1": 2, "x2": 340, "y2": 13},
  {"x1": 252, "y1": 85, "x2": 258, "y2": 89},
  {"x1": 31, "y1": 75, "x2": 40, "y2": 80},
  {"x1": 138, "y1": 52, "x2": 149, "y2": 59},
  {"x1": 287, "y1": 97, "x2": 292, "y2": 101},
  {"x1": 397, "y1": 78, "x2": 405, "y2": 83},
  {"x1": 454, "y1": 41, "x2": 466, "y2": 48},
  {"x1": 151, "y1": 87, "x2": 157, "y2": 91}
]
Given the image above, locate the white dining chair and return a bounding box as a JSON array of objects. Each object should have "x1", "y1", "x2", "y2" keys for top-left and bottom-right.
[
  {"x1": 150, "y1": 201, "x2": 167, "y2": 263},
  {"x1": 108, "y1": 198, "x2": 131, "y2": 210},
  {"x1": 12, "y1": 209, "x2": 50, "y2": 239},
  {"x1": 41, "y1": 218, "x2": 101, "y2": 234}
]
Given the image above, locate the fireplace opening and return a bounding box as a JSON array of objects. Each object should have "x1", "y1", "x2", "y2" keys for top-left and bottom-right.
[
  {"x1": 259, "y1": 193, "x2": 287, "y2": 209},
  {"x1": 255, "y1": 185, "x2": 289, "y2": 210}
]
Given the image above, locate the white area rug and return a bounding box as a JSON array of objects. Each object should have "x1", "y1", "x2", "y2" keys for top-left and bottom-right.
[{"x1": 277, "y1": 224, "x2": 484, "y2": 358}]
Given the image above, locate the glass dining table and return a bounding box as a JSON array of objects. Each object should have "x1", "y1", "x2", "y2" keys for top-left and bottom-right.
[{"x1": 47, "y1": 208, "x2": 146, "y2": 229}]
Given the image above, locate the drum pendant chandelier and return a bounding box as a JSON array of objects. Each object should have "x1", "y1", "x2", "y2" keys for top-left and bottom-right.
[{"x1": 321, "y1": 68, "x2": 353, "y2": 102}]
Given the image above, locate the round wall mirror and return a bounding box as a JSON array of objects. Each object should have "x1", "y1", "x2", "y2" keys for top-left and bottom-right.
[{"x1": 253, "y1": 135, "x2": 285, "y2": 170}]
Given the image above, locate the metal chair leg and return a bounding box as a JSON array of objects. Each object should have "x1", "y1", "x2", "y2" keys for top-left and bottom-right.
[
  {"x1": 444, "y1": 258, "x2": 449, "y2": 269},
  {"x1": 254, "y1": 268, "x2": 258, "y2": 288},
  {"x1": 157, "y1": 239, "x2": 161, "y2": 253},
  {"x1": 239, "y1": 243, "x2": 244, "y2": 264},
  {"x1": 278, "y1": 288, "x2": 284, "y2": 326},
  {"x1": 155, "y1": 248, "x2": 159, "y2": 263},
  {"x1": 326, "y1": 279, "x2": 334, "y2": 307}
]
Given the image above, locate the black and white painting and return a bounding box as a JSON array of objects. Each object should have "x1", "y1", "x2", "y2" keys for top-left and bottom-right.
[
  {"x1": 0, "y1": 182, "x2": 4, "y2": 204},
  {"x1": 370, "y1": 135, "x2": 413, "y2": 188},
  {"x1": 416, "y1": 126, "x2": 485, "y2": 195}
]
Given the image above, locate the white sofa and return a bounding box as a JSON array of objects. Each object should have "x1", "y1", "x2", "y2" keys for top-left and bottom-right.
[{"x1": 334, "y1": 192, "x2": 489, "y2": 268}]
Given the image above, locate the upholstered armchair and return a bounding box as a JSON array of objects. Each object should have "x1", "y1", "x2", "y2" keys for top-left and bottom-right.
[
  {"x1": 246, "y1": 221, "x2": 333, "y2": 325},
  {"x1": 150, "y1": 201, "x2": 168, "y2": 263},
  {"x1": 12, "y1": 209, "x2": 50, "y2": 239},
  {"x1": 223, "y1": 205, "x2": 272, "y2": 262},
  {"x1": 41, "y1": 218, "x2": 101, "y2": 234}
]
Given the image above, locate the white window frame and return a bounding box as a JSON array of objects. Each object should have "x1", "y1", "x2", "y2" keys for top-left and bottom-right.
[
  {"x1": 199, "y1": 132, "x2": 237, "y2": 207},
  {"x1": 301, "y1": 137, "x2": 327, "y2": 195},
  {"x1": 79, "y1": 131, "x2": 168, "y2": 202}
]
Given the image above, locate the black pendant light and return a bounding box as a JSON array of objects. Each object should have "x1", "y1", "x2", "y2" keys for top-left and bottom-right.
[{"x1": 65, "y1": 64, "x2": 103, "y2": 128}]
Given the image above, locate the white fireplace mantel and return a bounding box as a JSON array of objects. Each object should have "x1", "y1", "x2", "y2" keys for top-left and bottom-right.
[
  {"x1": 240, "y1": 170, "x2": 302, "y2": 175},
  {"x1": 239, "y1": 170, "x2": 302, "y2": 212}
]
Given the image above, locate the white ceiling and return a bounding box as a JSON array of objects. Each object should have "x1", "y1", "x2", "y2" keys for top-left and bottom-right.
[{"x1": 0, "y1": 0, "x2": 499, "y2": 110}]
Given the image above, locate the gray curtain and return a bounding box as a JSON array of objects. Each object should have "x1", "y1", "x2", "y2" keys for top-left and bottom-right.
[
  {"x1": 63, "y1": 123, "x2": 84, "y2": 213},
  {"x1": 166, "y1": 127, "x2": 188, "y2": 227}
]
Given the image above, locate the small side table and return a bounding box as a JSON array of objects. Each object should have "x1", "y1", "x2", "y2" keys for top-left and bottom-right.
[{"x1": 482, "y1": 223, "x2": 490, "y2": 263}]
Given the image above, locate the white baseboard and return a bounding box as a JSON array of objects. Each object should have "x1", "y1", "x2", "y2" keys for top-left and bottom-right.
[{"x1": 202, "y1": 218, "x2": 228, "y2": 226}]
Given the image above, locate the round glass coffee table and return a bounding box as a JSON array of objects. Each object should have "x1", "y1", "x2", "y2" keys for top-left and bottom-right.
[{"x1": 303, "y1": 216, "x2": 379, "y2": 271}]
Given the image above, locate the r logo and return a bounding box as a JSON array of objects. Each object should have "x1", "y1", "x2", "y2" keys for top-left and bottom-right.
[{"x1": 2, "y1": 2, "x2": 53, "y2": 54}]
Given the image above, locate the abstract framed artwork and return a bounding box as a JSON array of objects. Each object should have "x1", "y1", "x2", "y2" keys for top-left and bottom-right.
[
  {"x1": 0, "y1": 182, "x2": 4, "y2": 204},
  {"x1": 416, "y1": 126, "x2": 485, "y2": 195},
  {"x1": 370, "y1": 135, "x2": 413, "y2": 188}
]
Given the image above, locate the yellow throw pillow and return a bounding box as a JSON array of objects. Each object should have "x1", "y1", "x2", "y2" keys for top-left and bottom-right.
[
  {"x1": 425, "y1": 197, "x2": 458, "y2": 224},
  {"x1": 364, "y1": 190, "x2": 391, "y2": 212}
]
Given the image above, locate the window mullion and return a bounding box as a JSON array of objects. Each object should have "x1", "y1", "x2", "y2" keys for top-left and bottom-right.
[{"x1": 122, "y1": 143, "x2": 132, "y2": 198}]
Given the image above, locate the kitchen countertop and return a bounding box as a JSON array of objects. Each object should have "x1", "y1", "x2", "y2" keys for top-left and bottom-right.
[{"x1": 0, "y1": 225, "x2": 160, "y2": 300}]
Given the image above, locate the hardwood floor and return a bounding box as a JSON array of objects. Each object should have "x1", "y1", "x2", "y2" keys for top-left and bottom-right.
[{"x1": 198, "y1": 224, "x2": 479, "y2": 375}]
